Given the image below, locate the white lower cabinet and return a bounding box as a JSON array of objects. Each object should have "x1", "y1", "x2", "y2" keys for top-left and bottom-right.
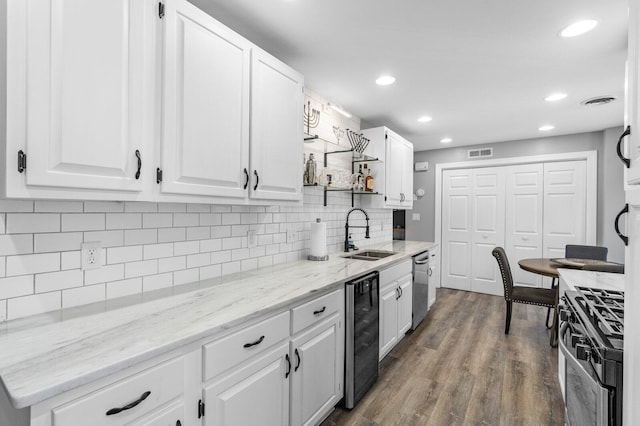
[{"x1": 379, "y1": 260, "x2": 413, "y2": 360}]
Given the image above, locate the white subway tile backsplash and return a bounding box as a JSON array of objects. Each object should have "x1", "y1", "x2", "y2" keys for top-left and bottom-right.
[
  {"x1": 125, "y1": 260, "x2": 158, "y2": 279},
  {"x1": 143, "y1": 243, "x2": 173, "y2": 260},
  {"x1": 173, "y1": 213, "x2": 199, "y2": 227},
  {"x1": 187, "y1": 203, "x2": 210, "y2": 213},
  {"x1": 62, "y1": 284, "x2": 105, "y2": 308},
  {"x1": 35, "y1": 270, "x2": 83, "y2": 293},
  {"x1": 84, "y1": 201, "x2": 124, "y2": 213},
  {"x1": 85, "y1": 264, "x2": 125, "y2": 285},
  {"x1": 62, "y1": 214, "x2": 105, "y2": 232},
  {"x1": 124, "y1": 229, "x2": 157, "y2": 246},
  {"x1": 7, "y1": 291, "x2": 61, "y2": 320},
  {"x1": 232, "y1": 248, "x2": 250, "y2": 261},
  {"x1": 210, "y1": 251, "x2": 232, "y2": 265},
  {"x1": 0, "y1": 275, "x2": 33, "y2": 299},
  {"x1": 211, "y1": 205, "x2": 232, "y2": 213},
  {"x1": 34, "y1": 232, "x2": 82, "y2": 253},
  {"x1": 222, "y1": 261, "x2": 241, "y2": 275},
  {"x1": 61, "y1": 251, "x2": 81, "y2": 270},
  {"x1": 143, "y1": 213, "x2": 172, "y2": 228},
  {"x1": 143, "y1": 273, "x2": 173, "y2": 291},
  {"x1": 241, "y1": 213, "x2": 258, "y2": 224},
  {"x1": 6, "y1": 253, "x2": 60, "y2": 276},
  {"x1": 199, "y1": 213, "x2": 221, "y2": 226},
  {"x1": 174, "y1": 241, "x2": 199, "y2": 256},
  {"x1": 241, "y1": 258, "x2": 258, "y2": 272},
  {"x1": 200, "y1": 239, "x2": 222, "y2": 253},
  {"x1": 35, "y1": 201, "x2": 83, "y2": 213},
  {"x1": 186, "y1": 226, "x2": 210, "y2": 241},
  {"x1": 7, "y1": 214, "x2": 60, "y2": 234},
  {"x1": 0, "y1": 257, "x2": 5, "y2": 277},
  {"x1": 221, "y1": 213, "x2": 241, "y2": 225},
  {"x1": 158, "y1": 256, "x2": 186, "y2": 273},
  {"x1": 158, "y1": 203, "x2": 186, "y2": 213},
  {"x1": 0, "y1": 300, "x2": 6, "y2": 321},
  {"x1": 187, "y1": 253, "x2": 210, "y2": 269},
  {"x1": 0, "y1": 214, "x2": 5, "y2": 234},
  {"x1": 107, "y1": 246, "x2": 142, "y2": 264},
  {"x1": 257, "y1": 256, "x2": 273, "y2": 268},
  {"x1": 265, "y1": 223, "x2": 280, "y2": 234},
  {"x1": 84, "y1": 230, "x2": 124, "y2": 248},
  {"x1": 106, "y1": 213, "x2": 142, "y2": 230},
  {"x1": 124, "y1": 202, "x2": 158, "y2": 213},
  {"x1": 231, "y1": 225, "x2": 250, "y2": 237},
  {"x1": 200, "y1": 264, "x2": 221, "y2": 280},
  {"x1": 0, "y1": 234, "x2": 33, "y2": 256},
  {"x1": 158, "y1": 228, "x2": 185, "y2": 243},
  {"x1": 174, "y1": 268, "x2": 199, "y2": 285},
  {"x1": 211, "y1": 226, "x2": 231, "y2": 238},
  {"x1": 106, "y1": 278, "x2": 142, "y2": 299},
  {"x1": 222, "y1": 237, "x2": 242, "y2": 250},
  {"x1": 0, "y1": 200, "x2": 34, "y2": 213}
]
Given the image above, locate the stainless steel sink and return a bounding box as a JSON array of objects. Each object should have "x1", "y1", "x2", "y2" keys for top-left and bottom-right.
[{"x1": 342, "y1": 250, "x2": 396, "y2": 261}]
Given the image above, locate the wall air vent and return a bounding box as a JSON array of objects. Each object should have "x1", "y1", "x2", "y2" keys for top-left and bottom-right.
[
  {"x1": 468, "y1": 147, "x2": 493, "y2": 159},
  {"x1": 580, "y1": 96, "x2": 616, "y2": 107}
]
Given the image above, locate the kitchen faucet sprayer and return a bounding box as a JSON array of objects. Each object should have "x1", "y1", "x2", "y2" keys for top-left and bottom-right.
[{"x1": 344, "y1": 208, "x2": 370, "y2": 252}]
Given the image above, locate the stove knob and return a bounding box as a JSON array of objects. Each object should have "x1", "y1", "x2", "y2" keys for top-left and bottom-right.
[
  {"x1": 576, "y1": 343, "x2": 591, "y2": 361},
  {"x1": 560, "y1": 309, "x2": 572, "y2": 322},
  {"x1": 571, "y1": 333, "x2": 583, "y2": 347}
]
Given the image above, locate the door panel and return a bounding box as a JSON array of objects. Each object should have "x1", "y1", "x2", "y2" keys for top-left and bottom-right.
[
  {"x1": 26, "y1": 0, "x2": 151, "y2": 191},
  {"x1": 397, "y1": 275, "x2": 413, "y2": 335},
  {"x1": 471, "y1": 167, "x2": 505, "y2": 296},
  {"x1": 379, "y1": 286, "x2": 398, "y2": 359},
  {"x1": 505, "y1": 164, "x2": 544, "y2": 287},
  {"x1": 442, "y1": 169, "x2": 472, "y2": 291},
  {"x1": 161, "y1": 0, "x2": 250, "y2": 198}
]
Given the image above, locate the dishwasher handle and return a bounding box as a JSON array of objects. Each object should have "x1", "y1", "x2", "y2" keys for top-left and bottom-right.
[{"x1": 414, "y1": 258, "x2": 430, "y2": 265}]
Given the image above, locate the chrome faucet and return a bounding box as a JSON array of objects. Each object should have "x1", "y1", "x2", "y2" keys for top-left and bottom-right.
[{"x1": 344, "y1": 208, "x2": 370, "y2": 252}]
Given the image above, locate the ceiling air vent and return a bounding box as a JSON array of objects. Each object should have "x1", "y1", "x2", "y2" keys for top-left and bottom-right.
[
  {"x1": 580, "y1": 96, "x2": 616, "y2": 107},
  {"x1": 468, "y1": 147, "x2": 493, "y2": 159}
]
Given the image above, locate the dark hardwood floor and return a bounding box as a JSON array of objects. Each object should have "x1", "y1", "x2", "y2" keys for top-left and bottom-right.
[{"x1": 322, "y1": 288, "x2": 565, "y2": 426}]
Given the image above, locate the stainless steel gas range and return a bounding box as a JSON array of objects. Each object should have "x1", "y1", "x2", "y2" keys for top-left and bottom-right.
[{"x1": 559, "y1": 286, "x2": 624, "y2": 426}]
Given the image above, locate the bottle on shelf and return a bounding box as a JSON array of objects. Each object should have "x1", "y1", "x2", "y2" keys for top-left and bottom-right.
[
  {"x1": 364, "y1": 163, "x2": 374, "y2": 192},
  {"x1": 357, "y1": 164, "x2": 365, "y2": 191}
]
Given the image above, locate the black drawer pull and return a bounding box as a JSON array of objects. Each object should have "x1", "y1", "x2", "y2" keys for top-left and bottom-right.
[
  {"x1": 616, "y1": 125, "x2": 631, "y2": 168},
  {"x1": 294, "y1": 348, "x2": 301, "y2": 372},
  {"x1": 243, "y1": 168, "x2": 249, "y2": 189},
  {"x1": 177, "y1": 421, "x2": 182, "y2": 426},
  {"x1": 285, "y1": 353, "x2": 291, "y2": 378},
  {"x1": 313, "y1": 306, "x2": 326, "y2": 315},
  {"x1": 253, "y1": 170, "x2": 260, "y2": 191},
  {"x1": 243, "y1": 335, "x2": 265, "y2": 348},
  {"x1": 105, "y1": 391, "x2": 151, "y2": 416},
  {"x1": 135, "y1": 149, "x2": 142, "y2": 179},
  {"x1": 615, "y1": 204, "x2": 629, "y2": 246}
]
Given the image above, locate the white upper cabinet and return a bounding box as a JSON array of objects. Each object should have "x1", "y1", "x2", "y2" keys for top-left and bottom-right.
[
  {"x1": 626, "y1": 0, "x2": 640, "y2": 185},
  {"x1": 360, "y1": 127, "x2": 414, "y2": 209},
  {"x1": 249, "y1": 49, "x2": 304, "y2": 202},
  {"x1": 160, "y1": 0, "x2": 250, "y2": 199},
  {"x1": 4, "y1": 0, "x2": 155, "y2": 199}
]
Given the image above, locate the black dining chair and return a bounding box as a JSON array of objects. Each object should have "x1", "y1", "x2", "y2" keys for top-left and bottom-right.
[{"x1": 492, "y1": 247, "x2": 557, "y2": 345}]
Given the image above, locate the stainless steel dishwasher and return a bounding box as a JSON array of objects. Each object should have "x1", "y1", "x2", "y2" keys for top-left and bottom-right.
[
  {"x1": 344, "y1": 271, "x2": 379, "y2": 409},
  {"x1": 411, "y1": 250, "x2": 430, "y2": 330}
]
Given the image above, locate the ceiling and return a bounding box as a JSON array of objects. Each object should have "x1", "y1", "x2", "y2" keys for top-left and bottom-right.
[{"x1": 190, "y1": 0, "x2": 628, "y2": 152}]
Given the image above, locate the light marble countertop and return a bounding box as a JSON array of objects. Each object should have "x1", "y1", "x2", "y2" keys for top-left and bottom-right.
[
  {"x1": 0, "y1": 240, "x2": 436, "y2": 409},
  {"x1": 558, "y1": 268, "x2": 625, "y2": 294}
]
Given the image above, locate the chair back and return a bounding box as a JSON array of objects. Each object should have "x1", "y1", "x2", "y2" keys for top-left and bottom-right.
[
  {"x1": 492, "y1": 247, "x2": 513, "y2": 300},
  {"x1": 581, "y1": 263, "x2": 624, "y2": 274},
  {"x1": 565, "y1": 244, "x2": 608, "y2": 261}
]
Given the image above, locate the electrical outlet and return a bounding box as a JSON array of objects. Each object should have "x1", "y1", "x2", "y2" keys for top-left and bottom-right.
[
  {"x1": 81, "y1": 241, "x2": 102, "y2": 270},
  {"x1": 247, "y1": 230, "x2": 257, "y2": 248},
  {"x1": 287, "y1": 229, "x2": 297, "y2": 243}
]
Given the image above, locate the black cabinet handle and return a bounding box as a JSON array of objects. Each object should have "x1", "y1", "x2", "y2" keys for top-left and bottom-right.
[
  {"x1": 176, "y1": 421, "x2": 182, "y2": 426},
  {"x1": 243, "y1": 168, "x2": 249, "y2": 189},
  {"x1": 616, "y1": 125, "x2": 631, "y2": 168},
  {"x1": 615, "y1": 203, "x2": 629, "y2": 246},
  {"x1": 399, "y1": 287, "x2": 403, "y2": 298},
  {"x1": 105, "y1": 391, "x2": 151, "y2": 416},
  {"x1": 243, "y1": 335, "x2": 265, "y2": 348},
  {"x1": 253, "y1": 170, "x2": 259, "y2": 191},
  {"x1": 313, "y1": 306, "x2": 326, "y2": 315},
  {"x1": 285, "y1": 354, "x2": 291, "y2": 378},
  {"x1": 294, "y1": 348, "x2": 301, "y2": 372},
  {"x1": 395, "y1": 288, "x2": 400, "y2": 300},
  {"x1": 135, "y1": 150, "x2": 142, "y2": 179}
]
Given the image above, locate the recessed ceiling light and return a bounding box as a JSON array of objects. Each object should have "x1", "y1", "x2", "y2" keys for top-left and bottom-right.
[
  {"x1": 545, "y1": 93, "x2": 567, "y2": 102},
  {"x1": 440, "y1": 138, "x2": 452, "y2": 144},
  {"x1": 539, "y1": 125, "x2": 555, "y2": 131},
  {"x1": 560, "y1": 20, "x2": 598, "y2": 37},
  {"x1": 328, "y1": 103, "x2": 352, "y2": 118},
  {"x1": 375, "y1": 75, "x2": 396, "y2": 86},
  {"x1": 417, "y1": 116, "x2": 432, "y2": 123}
]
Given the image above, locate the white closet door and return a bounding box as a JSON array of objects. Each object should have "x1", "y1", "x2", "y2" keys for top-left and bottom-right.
[
  {"x1": 543, "y1": 161, "x2": 587, "y2": 259},
  {"x1": 470, "y1": 167, "x2": 505, "y2": 296},
  {"x1": 442, "y1": 169, "x2": 472, "y2": 291},
  {"x1": 505, "y1": 164, "x2": 544, "y2": 288}
]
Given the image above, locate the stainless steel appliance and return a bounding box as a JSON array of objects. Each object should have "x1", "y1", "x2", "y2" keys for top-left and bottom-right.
[
  {"x1": 411, "y1": 250, "x2": 430, "y2": 330},
  {"x1": 559, "y1": 287, "x2": 624, "y2": 425},
  {"x1": 344, "y1": 271, "x2": 379, "y2": 409}
]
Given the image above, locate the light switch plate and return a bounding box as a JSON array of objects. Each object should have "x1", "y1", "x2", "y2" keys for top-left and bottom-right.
[
  {"x1": 247, "y1": 230, "x2": 257, "y2": 248},
  {"x1": 81, "y1": 241, "x2": 102, "y2": 270},
  {"x1": 287, "y1": 229, "x2": 297, "y2": 243},
  {"x1": 412, "y1": 213, "x2": 421, "y2": 221}
]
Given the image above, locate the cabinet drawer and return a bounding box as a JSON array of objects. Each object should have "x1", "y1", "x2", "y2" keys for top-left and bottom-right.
[
  {"x1": 380, "y1": 259, "x2": 412, "y2": 286},
  {"x1": 291, "y1": 289, "x2": 343, "y2": 335},
  {"x1": 52, "y1": 356, "x2": 184, "y2": 425},
  {"x1": 203, "y1": 311, "x2": 290, "y2": 381}
]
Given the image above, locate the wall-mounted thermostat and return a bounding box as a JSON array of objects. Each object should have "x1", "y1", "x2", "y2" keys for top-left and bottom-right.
[{"x1": 414, "y1": 161, "x2": 429, "y2": 172}]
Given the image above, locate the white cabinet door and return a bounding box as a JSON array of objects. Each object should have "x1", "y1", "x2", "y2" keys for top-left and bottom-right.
[
  {"x1": 626, "y1": 0, "x2": 640, "y2": 185},
  {"x1": 442, "y1": 169, "x2": 473, "y2": 291},
  {"x1": 250, "y1": 49, "x2": 304, "y2": 202},
  {"x1": 161, "y1": 0, "x2": 250, "y2": 198},
  {"x1": 384, "y1": 132, "x2": 404, "y2": 207},
  {"x1": 15, "y1": 0, "x2": 153, "y2": 193},
  {"x1": 129, "y1": 401, "x2": 184, "y2": 426},
  {"x1": 542, "y1": 161, "x2": 587, "y2": 259},
  {"x1": 204, "y1": 342, "x2": 290, "y2": 426},
  {"x1": 379, "y1": 284, "x2": 399, "y2": 360},
  {"x1": 428, "y1": 248, "x2": 439, "y2": 309},
  {"x1": 400, "y1": 141, "x2": 414, "y2": 208},
  {"x1": 397, "y1": 274, "x2": 413, "y2": 336},
  {"x1": 470, "y1": 167, "x2": 505, "y2": 296},
  {"x1": 505, "y1": 164, "x2": 544, "y2": 288},
  {"x1": 624, "y1": 191, "x2": 640, "y2": 425},
  {"x1": 290, "y1": 314, "x2": 342, "y2": 426}
]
